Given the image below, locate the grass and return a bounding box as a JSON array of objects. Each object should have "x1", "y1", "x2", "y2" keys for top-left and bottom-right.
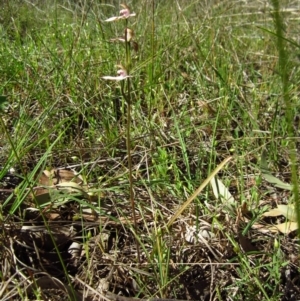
[{"x1": 0, "y1": 0, "x2": 300, "y2": 300}]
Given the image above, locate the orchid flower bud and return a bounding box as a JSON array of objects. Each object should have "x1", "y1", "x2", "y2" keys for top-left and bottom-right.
[{"x1": 125, "y1": 28, "x2": 133, "y2": 42}]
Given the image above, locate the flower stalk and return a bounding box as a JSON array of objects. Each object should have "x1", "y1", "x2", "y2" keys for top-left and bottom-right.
[{"x1": 102, "y1": 4, "x2": 140, "y2": 263}]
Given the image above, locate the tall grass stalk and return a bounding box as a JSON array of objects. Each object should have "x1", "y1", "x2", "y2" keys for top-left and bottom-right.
[
  {"x1": 149, "y1": 0, "x2": 155, "y2": 107},
  {"x1": 270, "y1": 0, "x2": 300, "y2": 236}
]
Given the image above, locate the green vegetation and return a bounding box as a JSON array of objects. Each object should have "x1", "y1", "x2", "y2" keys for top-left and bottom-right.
[{"x1": 0, "y1": 0, "x2": 299, "y2": 300}]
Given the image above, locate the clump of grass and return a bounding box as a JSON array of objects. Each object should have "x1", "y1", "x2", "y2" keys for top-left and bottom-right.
[{"x1": 269, "y1": 0, "x2": 300, "y2": 235}]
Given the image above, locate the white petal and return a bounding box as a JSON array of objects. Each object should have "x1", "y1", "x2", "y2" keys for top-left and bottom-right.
[
  {"x1": 110, "y1": 38, "x2": 126, "y2": 42},
  {"x1": 104, "y1": 16, "x2": 121, "y2": 22},
  {"x1": 102, "y1": 76, "x2": 123, "y2": 80},
  {"x1": 102, "y1": 75, "x2": 132, "y2": 81}
]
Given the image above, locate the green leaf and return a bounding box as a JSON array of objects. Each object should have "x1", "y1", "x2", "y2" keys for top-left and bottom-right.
[
  {"x1": 262, "y1": 173, "x2": 292, "y2": 191},
  {"x1": 260, "y1": 149, "x2": 292, "y2": 191},
  {"x1": 260, "y1": 149, "x2": 269, "y2": 174}
]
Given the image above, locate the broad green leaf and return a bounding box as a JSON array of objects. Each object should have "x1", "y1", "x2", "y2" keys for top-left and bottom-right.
[
  {"x1": 262, "y1": 173, "x2": 292, "y2": 191},
  {"x1": 260, "y1": 149, "x2": 269, "y2": 173},
  {"x1": 260, "y1": 149, "x2": 292, "y2": 190},
  {"x1": 56, "y1": 181, "x2": 89, "y2": 198}
]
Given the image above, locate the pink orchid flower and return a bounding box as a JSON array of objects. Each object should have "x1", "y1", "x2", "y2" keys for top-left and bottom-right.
[
  {"x1": 105, "y1": 4, "x2": 136, "y2": 22},
  {"x1": 102, "y1": 65, "x2": 132, "y2": 81}
]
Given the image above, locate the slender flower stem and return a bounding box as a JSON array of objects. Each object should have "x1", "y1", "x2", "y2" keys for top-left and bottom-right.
[
  {"x1": 125, "y1": 77, "x2": 140, "y2": 263},
  {"x1": 103, "y1": 4, "x2": 140, "y2": 262},
  {"x1": 124, "y1": 19, "x2": 140, "y2": 263}
]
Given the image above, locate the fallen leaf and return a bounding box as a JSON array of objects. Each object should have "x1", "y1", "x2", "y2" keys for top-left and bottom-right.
[
  {"x1": 263, "y1": 205, "x2": 297, "y2": 222},
  {"x1": 32, "y1": 169, "x2": 88, "y2": 207},
  {"x1": 277, "y1": 204, "x2": 297, "y2": 221},
  {"x1": 262, "y1": 207, "x2": 285, "y2": 217},
  {"x1": 269, "y1": 221, "x2": 298, "y2": 234}
]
